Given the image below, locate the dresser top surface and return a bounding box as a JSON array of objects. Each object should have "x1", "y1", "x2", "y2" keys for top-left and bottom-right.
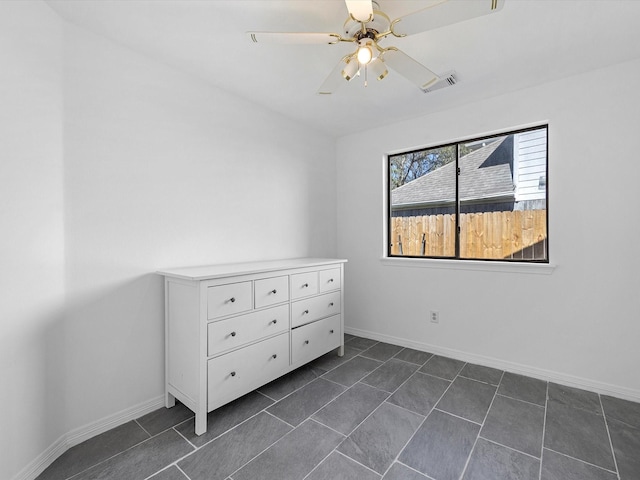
[{"x1": 157, "y1": 257, "x2": 347, "y2": 281}]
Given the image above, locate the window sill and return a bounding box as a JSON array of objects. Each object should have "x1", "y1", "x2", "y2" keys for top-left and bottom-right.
[{"x1": 380, "y1": 256, "x2": 556, "y2": 275}]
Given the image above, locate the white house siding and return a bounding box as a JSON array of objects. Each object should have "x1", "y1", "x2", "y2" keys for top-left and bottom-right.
[{"x1": 514, "y1": 128, "x2": 547, "y2": 203}]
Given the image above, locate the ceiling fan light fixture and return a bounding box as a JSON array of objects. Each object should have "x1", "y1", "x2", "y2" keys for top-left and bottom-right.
[
  {"x1": 356, "y1": 39, "x2": 374, "y2": 65},
  {"x1": 368, "y1": 57, "x2": 388, "y2": 81},
  {"x1": 341, "y1": 56, "x2": 359, "y2": 81}
]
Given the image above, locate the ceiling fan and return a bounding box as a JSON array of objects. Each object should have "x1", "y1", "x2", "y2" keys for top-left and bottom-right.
[{"x1": 247, "y1": 0, "x2": 505, "y2": 95}]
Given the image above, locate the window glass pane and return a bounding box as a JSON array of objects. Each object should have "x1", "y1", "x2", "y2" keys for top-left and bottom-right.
[
  {"x1": 458, "y1": 127, "x2": 547, "y2": 260},
  {"x1": 389, "y1": 145, "x2": 457, "y2": 257}
]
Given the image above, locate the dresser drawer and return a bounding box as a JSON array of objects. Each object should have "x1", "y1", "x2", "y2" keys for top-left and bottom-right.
[
  {"x1": 207, "y1": 281, "x2": 252, "y2": 320},
  {"x1": 291, "y1": 291, "x2": 341, "y2": 328},
  {"x1": 291, "y1": 315, "x2": 341, "y2": 366},
  {"x1": 207, "y1": 332, "x2": 289, "y2": 411},
  {"x1": 290, "y1": 271, "x2": 319, "y2": 300},
  {"x1": 254, "y1": 275, "x2": 289, "y2": 309},
  {"x1": 319, "y1": 268, "x2": 341, "y2": 293},
  {"x1": 207, "y1": 304, "x2": 289, "y2": 357}
]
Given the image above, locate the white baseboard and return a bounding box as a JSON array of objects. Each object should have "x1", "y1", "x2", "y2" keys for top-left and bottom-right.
[
  {"x1": 345, "y1": 326, "x2": 640, "y2": 404},
  {"x1": 13, "y1": 395, "x2": 165, "y2": 480}
]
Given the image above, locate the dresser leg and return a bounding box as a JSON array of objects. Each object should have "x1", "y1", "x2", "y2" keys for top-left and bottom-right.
[
  {"x1": 195, "y1": 411, "x2": 207, "y2": 435},
  {"x1": 338, "y1": 343, "x2": 344, "y2": 357},
  {"x1": 165, "y1": 391, "x2": 176, "y2": 408}
]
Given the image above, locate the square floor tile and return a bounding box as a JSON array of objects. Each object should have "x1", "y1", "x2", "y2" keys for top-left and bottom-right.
[
  {"x1": 541, "y1": 449, "x2": 618, "y2": 480},
  {"x1": 606, "y1": 417, "x2": 640, "y2": 480},
  {"x1": 72, "y1": 429, "x2": 193, "y2": 480},
  {"x1": 399, "y1": 409, "x2": 480, "y2": 480},
  {"x1": 35, "y1": 421, "x2": 150, "y2": 480},
  {"x1": 312, "y1": 382, "x2": 389, "y2": 435},
  {"x1": 267, "y1": 378, "x2": 345, "y2": 426},
  {"x1": 387, "y1": 372, "x2": 450, "y2": 416},
  {"x1": 322, "y1": 355, "x2": 383, "y2": 387},
  {"x1": 436, "y1": 376, "x2": 496, "y2": 424},
  {"x1": 179, "y1": 412, "x2": 290, "y2": 480},
  {"x1": 232, "y1": 420, "x2": 344, "y2": 480},
  {"x1": 361, "y1": 358, "x2": 418, "y2": 393},
  {"x1": 394, "y1": 348, "x2": 433, "y2": 365},
  {"x1": 338, "y1": 402, "x2": 423, "y2": 474},
  {"x1": 459, "y1": 364, "x2": 503, "y2": 386},
  {"x1": 547, "y1": 382, "x2": 602, "y2": 414},
  {"x1": 176, "y1": 391, "x2": 273, "y2": 447},
  {"x1": 420, "y1": 355, "x2": 465, "y2": 380},
  {"x1": 544, "y1": 400, "x2": 615, "y2": 470},
  {"x1": 462, "y1": 438, "x2": 539, "y2": 480},
  {"x1": 480, "y1": 395, "x2": 544, "y2": 457},
  {"x1": 498, "y1": 372, "x2": 547, "y2": 406},
  {"x1": 601, "y1": 394, "x2": 640, "y2": 429},
  {"x1": 306, "y1": 451, "x2": 380, "y2": 480},
  {"x1": 360, "y1": 342, "x2": 404, "y2": 362}
]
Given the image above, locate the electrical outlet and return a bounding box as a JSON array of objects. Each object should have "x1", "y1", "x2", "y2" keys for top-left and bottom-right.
[{"x1": 430, "y1": 310, "x2": 439, "y2": 323}]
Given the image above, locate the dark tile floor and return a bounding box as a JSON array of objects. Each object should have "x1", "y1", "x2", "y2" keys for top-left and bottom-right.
[{"x1": 37, "y1": 335, "x2": 640, "y2": 480}]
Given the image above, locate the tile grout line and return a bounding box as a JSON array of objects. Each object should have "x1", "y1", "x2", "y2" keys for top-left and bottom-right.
[
  {"x1": 323, "y1": 360, "x2": 428, "y2": 477},
  {"x1": 64, "y1": 429, "x2": 170, "y2": 480},
  {"x1": 598, "y1": 394, "x2": 622, "y2": 480},
  {"x1": 378, "y1": 362, "x2": 466, "y2": 478},
  {"x1": 134, "y1": 418, "x2": 153, "y2": 438},
  {"x1": 538, "y1": 381, "x2": 549, "y2": 480},
  {"x1": 173, "y1": 425, "x2": 198, "y2": 450},
  {"x1": 457, "y1": 370, "x2": 505, "y2": 480},
  {"x1": 222, "y1": 415, "x2": 315, "y2": 480},
  {"x1": 394, "y1": 460, "x2": 438, "y2": 479},
  {"x1": 543, "y1": 447, "x2": 620, "y2": 475},
  {"x1": 478, "y1": 435, "x2": 543, "y2": 461}
]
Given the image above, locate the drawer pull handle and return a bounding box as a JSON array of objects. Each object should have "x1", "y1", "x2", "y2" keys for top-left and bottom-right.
[
  {"x1": 272, "y1": 354, "x2": 277, "y2": 359},
  {"x1": 330, "y1": 329, "x2": 334, "y2": 334},
  {"x1": 329, "y1": 302, "x2": 334, "y2": 307},
  {"x1": 329, "y1": 278, "x2": 334, "y2": 283},
  {"x1": 304, "y1": 340, "x2": 310, "y2": 345},
  {"x1": 303, "y1": 310, "x2": 309, "y2": 315},
  {"x1": 230, "y1": 331, "x2": 236, "y2": 337},
  {"x1": 303, "y1": 283, "x2": 309, "y2": 288},
  {"x1": 270, "y1": 319, "x2": 278, "y2": 325},
  {"x1": 270, "y1": 289, "x2": 277, "y2": 294},
  {"x1": 230, "y1": 371, "x2": 236, "y2": 377},
  {"x1": 229, "y1": 297, "x2": 236, "y2": 303}
]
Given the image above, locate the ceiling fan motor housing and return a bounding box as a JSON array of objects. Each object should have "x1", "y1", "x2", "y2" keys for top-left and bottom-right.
[{"x1": 343, "y1": 9, "x2": 391, "y2": 41}]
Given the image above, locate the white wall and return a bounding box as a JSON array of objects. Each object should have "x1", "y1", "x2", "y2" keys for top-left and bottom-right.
[
  {"x1": 336, "y1": 58, "x2": 640, "y2": 400},
  {"x1": 0, "y1": 3, "x2": 65, "y2": 480},
  {"x1": 60, "y1": 21, "x2": 336, "y2": 432},
  {"x1": 2, "y1": 3, "x2": 336, "y2": 479}
]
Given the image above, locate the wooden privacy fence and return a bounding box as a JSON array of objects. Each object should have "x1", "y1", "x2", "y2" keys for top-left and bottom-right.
[{"x1": 390, "y1": 210, "x2": 547, "y2": 260}]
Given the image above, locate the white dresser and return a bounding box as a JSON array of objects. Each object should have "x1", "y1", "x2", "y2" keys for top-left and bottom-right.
[{"x1": 157, "y1": 258, "x2": 347, "y2": 435}]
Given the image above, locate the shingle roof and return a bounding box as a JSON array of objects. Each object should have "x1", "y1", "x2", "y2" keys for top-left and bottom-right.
[{"x1": 391, "y1": 136, "x2": 515, "y2": 208}]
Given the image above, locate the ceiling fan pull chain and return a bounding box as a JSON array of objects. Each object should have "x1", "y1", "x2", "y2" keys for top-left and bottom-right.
[{"x1": 364, "y1": 64, "x2": 368, "y2": 87}]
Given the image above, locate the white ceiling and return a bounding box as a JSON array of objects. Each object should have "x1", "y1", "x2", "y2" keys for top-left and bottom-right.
[{"x1": 45, "y1": 0, "x2": 640, "y2": 137}]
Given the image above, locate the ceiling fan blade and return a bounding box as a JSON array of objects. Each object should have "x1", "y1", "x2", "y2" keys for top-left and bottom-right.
[
  {"x1": 382, "y1": 48, "x2": 439, "y2": 90},
  {"x1": 392, "y1": 0, "x2": 505, "y2": 37},
  {"x1": 344, "y1": 0, "x2": 374, "y2": 22},
  {"x1": 317, "y1": 59, "x2": 350, "y2": 95},
  {"x1": 247, "y1": 32, "x2": 341, "y2": 45}
]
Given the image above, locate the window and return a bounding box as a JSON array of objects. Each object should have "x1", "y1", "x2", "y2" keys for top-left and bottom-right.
[{"x1": 387, "y1": 125, "x2": 548, "y2": 262}]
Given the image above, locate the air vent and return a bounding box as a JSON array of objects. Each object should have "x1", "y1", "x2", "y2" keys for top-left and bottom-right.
[{"x1": 422, "y1": 71, "x2": 457, "y2": 93}]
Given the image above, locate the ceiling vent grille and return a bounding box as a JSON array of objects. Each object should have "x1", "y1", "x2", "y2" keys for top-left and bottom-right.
[{"x1": 422, "y1": 71, "x2": 457, "y2": 93}]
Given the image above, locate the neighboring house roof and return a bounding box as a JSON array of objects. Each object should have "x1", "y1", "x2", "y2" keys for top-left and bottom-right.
[{"x1": 391, "y1": 136, "x2": 515, "y2": 209}]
